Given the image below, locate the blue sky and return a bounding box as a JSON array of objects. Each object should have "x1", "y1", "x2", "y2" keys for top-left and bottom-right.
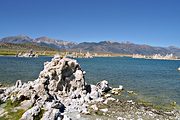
[{"x1": 0, "y1": 0, "x2": 180, "y2": 47}]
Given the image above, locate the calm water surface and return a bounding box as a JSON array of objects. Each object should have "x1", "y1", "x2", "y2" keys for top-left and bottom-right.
[{"x1": 0, "y1": 56, "x2": 180, "y2": 105}]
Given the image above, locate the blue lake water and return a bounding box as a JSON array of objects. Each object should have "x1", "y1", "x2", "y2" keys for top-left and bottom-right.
[{"x1": 0, "y1": 56, "x2": 180, "y2": 105}]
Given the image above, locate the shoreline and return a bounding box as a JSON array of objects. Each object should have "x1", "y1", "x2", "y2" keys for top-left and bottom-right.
[
  {"x1": 0, "y1": 56, "x2": 179, "y2": 119},
  {"x1": 137, "y1": 57, "x2": 180, "y2": 61},
  {"x1": 1, "y1": 81, "x2": 179, "y2": 112},
  {"x1": 1, "y1": 54, "x2": 180, "y2": 61},
  {"x1": 0, "y1": 83, "x2": 179, "y2": 120}
]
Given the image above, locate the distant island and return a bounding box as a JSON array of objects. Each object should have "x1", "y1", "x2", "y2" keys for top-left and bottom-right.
[{"x1": 0, "y1": 35, "x2": 180, "y2": 57}]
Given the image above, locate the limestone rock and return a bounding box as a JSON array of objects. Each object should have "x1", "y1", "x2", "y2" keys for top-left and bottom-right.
[
  {"x1": 62, "y1": 115, "x2": 72, "y2": 120},
  {"x1": 104, "y1": 93, "x2": 111, "y2": 98},
  {"x1": 15, "y1": 80, "x2": 23, "y2": 88},
  {"x1": 111, "y1": 85, "x2": 123, "y2": 95},
  {"x1": 0, "y1": 89, "x2": 5, "y2": 94},
  {"x1": 119, "y1": 85, "x2": 123, "y2": 90},
  {"x1": 96, "y1": 80, "x2": 111, "y2": 92},
  {"x1": 100, "y1": 108, "x2": 108, "y2": 113},
  {"x1": 20, "y1": 105, "x2": 41, "y2": 120},
  {"x1": 51, "y1": 100, "x2": 65, "y2": 110},
  {"x1": 0, "y1": 55, "x2": 115, "y2": 120},
  {"x1": 89, "y1": 85, "x2": 100, "y2": 99},
  {"x1": 41, "y1": 108, "x2": 62, "y2": 120},
  {"x1": 90, "y1": 104, "x2": 98, "y2": 111}
]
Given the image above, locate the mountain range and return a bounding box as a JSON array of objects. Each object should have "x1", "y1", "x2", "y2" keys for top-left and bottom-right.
[{"x1": 0, "y1": 35, "x2": 180, "y2": 56}]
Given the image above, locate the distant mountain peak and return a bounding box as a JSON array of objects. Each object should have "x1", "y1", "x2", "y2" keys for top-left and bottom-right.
[
  {"x1": 0, "y1": 35, "x2": 33, "y2": 44},
  {"x1": 0, "y1": 35, "x2": 180, "y2": 56},
  {"x1": 99, "y1": 41, "x2": 115, "y2": 44},
  {"x1": 36, "y1": 36, "x2": 55, "y2": 40},
  {"x1": 34, "y1": 36, "x2": 76, "y2": 49},
  {"x1": 2, "y1": 35, "x2": 32, "y2": 39},
  {"x1": 168, "y1": 46, "x2": 179, "y2": 49},
  {"x1": 72, "y1": 40, "x2": 180, "y2": 56},
  {"x1": 35, "y1": 36, "x2": 57, "y2": 43}
]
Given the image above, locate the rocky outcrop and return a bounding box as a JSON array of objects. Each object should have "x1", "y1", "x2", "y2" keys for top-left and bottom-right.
[
  {"x1": 21, "y1": 105, "x2": 41, "y2": 120},
  {"x1": 0, "y1": 55, "x2": 112, "y2": 120},
  {"x1": 1, "y1": 55, "x2": 179, "y2": 120}
]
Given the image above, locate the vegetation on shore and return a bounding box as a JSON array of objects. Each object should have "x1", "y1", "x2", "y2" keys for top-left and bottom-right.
[
  {"x1": 0, "y1": 49, "x2": 62, "y2": 56},
  {"x1": 0, "y1": 100, "x2": 25, "y2": 120},
  {"x1": 86, "y1": 90, "x2": 180, "y2": 119},
  {"x1": 34, "y1": 109, "x2": 45, "y2": 120},
  {"x1": 0, "y1": 42, "x2": 61, "y2": 56}
]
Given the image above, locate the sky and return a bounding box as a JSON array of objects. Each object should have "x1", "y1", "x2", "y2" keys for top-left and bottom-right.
[{"x1": 0, "y1": 0, "x2": 180, "y2": 47}]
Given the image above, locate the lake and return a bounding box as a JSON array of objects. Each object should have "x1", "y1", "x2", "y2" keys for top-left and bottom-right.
[{"x1": 0, "y1": 56, "x2": 180, "y2": 105}]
